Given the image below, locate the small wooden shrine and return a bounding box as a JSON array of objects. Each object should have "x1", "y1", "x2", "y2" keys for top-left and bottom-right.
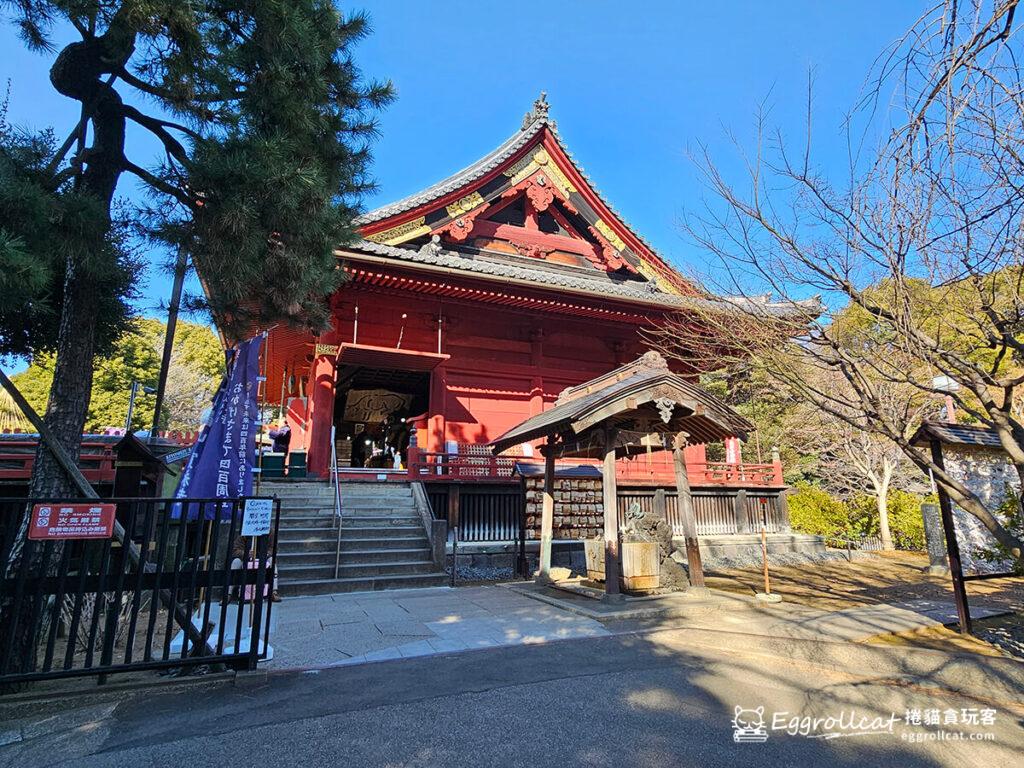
[{"x1": 491, "y1": 351, "x2": 753, "y2": 599}]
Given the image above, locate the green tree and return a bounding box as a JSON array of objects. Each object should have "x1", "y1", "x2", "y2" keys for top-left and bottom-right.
[
  {"x1": 11, "y1": 318, "x2": 223, "y2": 431},
  {"x1": 0, "y1": 2, "x2": 392, "y2": 501}
]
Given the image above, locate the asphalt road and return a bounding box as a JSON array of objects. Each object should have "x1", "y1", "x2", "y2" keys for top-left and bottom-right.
[{"x1": 2, "y1": 628, "x2": 1022, "y2": 767}]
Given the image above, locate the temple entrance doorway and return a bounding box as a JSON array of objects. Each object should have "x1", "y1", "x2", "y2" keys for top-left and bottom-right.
[{"x1": 333, "y1": 366, "x2": 429, "y2": 470}]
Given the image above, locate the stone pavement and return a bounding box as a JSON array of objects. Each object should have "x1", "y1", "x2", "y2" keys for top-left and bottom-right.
[
  {"x1": 264, "y1": 585, "x2": 609, "y2": 668},
  {"x1": 263, "y1": 581, "x2": 1016, "y2": 671}
]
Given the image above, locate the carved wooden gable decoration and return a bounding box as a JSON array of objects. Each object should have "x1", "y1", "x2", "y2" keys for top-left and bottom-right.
[{"x1": 358, "y1": 94, "x2": 688, "y2": 295}]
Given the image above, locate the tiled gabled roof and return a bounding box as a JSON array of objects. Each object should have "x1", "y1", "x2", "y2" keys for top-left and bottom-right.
[
  {"x1": 356, "y1": 93, "x2": 671, "y2": 274},
  {"x1": 341, "y1": 238, "x2": 818, "y2": 317},
  {"x1": 356, "y1": 114, "x2": 548, "y2": 227},
  {"x1": 911, "y1": 421, "x2": 1005, "y2": 449}
]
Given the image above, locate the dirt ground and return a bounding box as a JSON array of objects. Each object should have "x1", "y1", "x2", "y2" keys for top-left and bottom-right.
[
  {"x1": 705, "y1": 550, "x2": 1024, "y2": 612},
  {"x1": 706, "y1": 550, "x2": 1024, "y2": 658}
]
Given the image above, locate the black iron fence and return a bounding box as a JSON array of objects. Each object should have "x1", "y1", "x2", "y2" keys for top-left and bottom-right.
[
  {"x1": 426, "y1": 484, "x2": 525, "y2": 543},
  {"x1": 0, "y1": 496, "x2": 279, "y2": 688}
]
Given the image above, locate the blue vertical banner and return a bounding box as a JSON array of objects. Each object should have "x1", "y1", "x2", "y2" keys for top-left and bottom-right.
[{"x1": 173, "y1": 334, "x2": 264, "y2": 520}]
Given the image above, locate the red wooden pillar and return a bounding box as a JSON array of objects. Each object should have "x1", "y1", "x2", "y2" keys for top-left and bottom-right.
[
  {"x1": 427, "y1": 364, "x2": 447, "y2": 453},
  {"x1": 306, "y1": 351, "x2": 337, "y2": 478},
  {"x1": 724, "y1": 436, "x2": 742, "y2": 465},
  {"x1": 529, "y1": 329, "x2": 544, "y2": 419}
]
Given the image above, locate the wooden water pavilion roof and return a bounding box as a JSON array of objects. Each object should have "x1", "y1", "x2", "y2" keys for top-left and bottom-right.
[{"x1": 490, "y1": 351, "x2": 753, "y2": 457}]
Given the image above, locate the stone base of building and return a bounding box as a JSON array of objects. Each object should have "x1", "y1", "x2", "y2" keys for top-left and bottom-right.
[
  {"x1": 680, "y1": 533, "x2": 826, "y2": 562},
  {"x1": 449, "y1": 540, "x2": 586, "y2": 573},
  {"x1": 449, "y1": 534, "x2": 827, "y2": 574}
]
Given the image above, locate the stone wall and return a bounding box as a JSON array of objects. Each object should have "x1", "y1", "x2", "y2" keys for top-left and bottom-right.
[
  {"x1": 523, "y1": 475, "x2": 604, "y2": 540},
  {"x1": 940, "y1": 444, "x2": 1017, "y2": 574}
]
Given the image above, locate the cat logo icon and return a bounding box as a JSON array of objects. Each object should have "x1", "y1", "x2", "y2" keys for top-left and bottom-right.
[{"x1": 732, "y1": 706, "x2": 769, "y2": 743}]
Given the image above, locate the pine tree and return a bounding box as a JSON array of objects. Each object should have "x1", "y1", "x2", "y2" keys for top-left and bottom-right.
[{"x1": 0, "y1": 1, "x2": 393, "y2": 497}]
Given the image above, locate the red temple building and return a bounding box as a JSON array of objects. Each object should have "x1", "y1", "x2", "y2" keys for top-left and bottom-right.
[
  {"x1": 251, "y1": 94, "x2": 799, "y2": 570},
  {"x1": 264, "y1": 95, "x2": 778, "y2": 482}
]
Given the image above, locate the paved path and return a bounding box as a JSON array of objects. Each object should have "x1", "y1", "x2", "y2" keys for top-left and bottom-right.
[
  {"x1": 2, "y1": 626, "x2": 1021, "y2": 767},
  {"x1": 504, "y1": 583, "x2": 1016, "y2": 645},
  {"x1": 263, "y1": 583, "x2": 1017, "y2": 670},
  {"x1": 265, "y1": 585, "x2": 609, "y2": 668}
]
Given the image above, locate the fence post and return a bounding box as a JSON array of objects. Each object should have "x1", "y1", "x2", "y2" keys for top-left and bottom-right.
[
  {"x1": 447, "y1": 484, "x2": 460, "y2": 531},
  {"x1": 732, "y1": 489, "x2": 748, "y2": 534},
  {"x1": 450, "y1": 525, "x2": 458, "y2": 587},
  {"x1": 248, "y1": 534, "x2": 268, "y2": 671},
  {"x1": 518, "y1": 484, "x2": 528, "y2": 579},
  {"x1": 406, "y1": 430, "x2": 420, "y2": 480}
]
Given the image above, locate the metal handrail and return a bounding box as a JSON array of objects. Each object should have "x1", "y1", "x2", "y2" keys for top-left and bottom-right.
[{"x1": 331, "y1": 425, "x2": 343, "y2": 578}]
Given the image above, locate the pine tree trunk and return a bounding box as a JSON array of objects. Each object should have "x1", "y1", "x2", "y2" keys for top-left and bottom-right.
[
  {"x1": 29, "y1": 262, "x2": 98, "y2": 498},
  {"x1": 4, "y1": 28, "x2": 130, "y2": 683}
]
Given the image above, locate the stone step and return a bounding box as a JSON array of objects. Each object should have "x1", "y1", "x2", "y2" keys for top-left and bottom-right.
[
  {"x1": 338, "y1": 535, "x2": 431, "y2": 551},
  {"x1": 265, "y1": 486, "x2": 336, "y2": 495},
  {"x1": 275, "y1": 502, "x2": 336, "y2": 512},
  {"x1": 274, "y1": 537, "x2": 337, "y2": 554},
  {"x1": 277, "y1": 547, "x2": 432, "y2": 566},
  {"x1": 277, "y1": 526, "x2": 343, "y2": 539},
  {"x1": 279, "y1": 515, "x2": 335, "y2": 529},
  {"x1": 276, "y1": 534, "x2": 430, "y2": 553},
  {"x1": 340, "y1": 515, "x2": 421, "y2": 526},
  {"x1": 278, "y1": 572, "x2": 449, "y2": 597},
  {"x1": 337, "y1": 486, "x2": 412, "y2": 497},
  {"x1": 340, "y1": 525, "x2": 424, "y2": 537},
  {"x1": 278, "y1": 560, "x2": 438, "y2": 581},
  {"x1": 340, "y1": 511, "x2": 419, "y2": 521},
  {"x1": 341, "y1": 499, "x2": 415, "y2": 510},
  {"x1": 261, "y1": 484, "x2": 335, "y2": 496},
  {"x1": 277, "y1": 515, "x2": 421, "y2": 529}
]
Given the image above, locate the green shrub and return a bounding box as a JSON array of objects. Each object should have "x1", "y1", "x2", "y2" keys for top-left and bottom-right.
[
  {"x1": 849, "y1": 490, "x2": 927, "y2": 551},
  {"x1": 789, "y1": 484, "x2": 928, "y2": 550},
  {"x1": 788, "y1": 484, "x2": 853, "y2": 538}
]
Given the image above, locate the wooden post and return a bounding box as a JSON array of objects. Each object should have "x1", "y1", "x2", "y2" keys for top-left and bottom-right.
[
  {"x1": 602, "y1": 427, "x2": 623, "y2": 602},
  {"x1": 673, "y1": 433, "x2": 707, "y2": 593},
  {"x1": 447, "y1": 484, "x2": 461, "y2": 531},
  {"x1": 732, "y1": 488, "x2": 748, "y2": 534},
  {"x1": 537, "y1": 438, "x2": 556, "y2": 583},
  {"x1": 929, "y1": 439, "x2": 972, "y2": 635},
  {"x1": 761, "y1": 527, "x2": 771, "y2": 594}
]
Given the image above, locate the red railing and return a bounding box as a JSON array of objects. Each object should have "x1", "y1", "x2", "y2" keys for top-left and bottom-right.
[
  {"x1": 407, "y1": 446, "x2": 785, "y2": 488},
  {"x1": 616, "y1": 458, "x2": 783, "y2": 487},
  {"x1": 408, "y1": 451, "x2": 521, "y2": 482},
  {"x1": 0, "y1": 431, "x2": 198, "y2": 484},
  {"x1": 693, "y1": 461, "x2": 782, "y2": 486},
  {"x1": 0, "y1": 437, "x2": 117, "y2": 484}
]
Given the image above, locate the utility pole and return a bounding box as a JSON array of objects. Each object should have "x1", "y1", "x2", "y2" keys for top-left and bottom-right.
[
  {"x1": 125, "y1": 381, "x2": 140, "y2": 431},
  {"x1": 150, "y1": 246, "x2": 188, "y2": 441}
]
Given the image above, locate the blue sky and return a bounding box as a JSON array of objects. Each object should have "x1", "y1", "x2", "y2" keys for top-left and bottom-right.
[{"x1": 0, "y1": 1, "x2": 921, "y2": 332}]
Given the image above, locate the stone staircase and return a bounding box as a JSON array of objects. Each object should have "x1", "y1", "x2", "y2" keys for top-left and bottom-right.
[{"x1": 264, "y1": 480, "x2": 447, "y2": 596}]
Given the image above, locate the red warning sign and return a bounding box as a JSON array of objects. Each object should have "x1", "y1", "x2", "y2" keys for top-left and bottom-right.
[{"x1": 27, "y1": 503, "x2": 116, "y2": 540}]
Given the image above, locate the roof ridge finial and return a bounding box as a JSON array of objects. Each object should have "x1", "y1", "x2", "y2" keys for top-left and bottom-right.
[{"x1": 522, "y1": 91, "x2": 552, "y2": 130}]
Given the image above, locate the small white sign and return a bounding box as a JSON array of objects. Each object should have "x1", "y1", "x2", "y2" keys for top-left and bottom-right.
[{"x1": 241, "y1": 498, "x2": 273, "y2": 537}]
